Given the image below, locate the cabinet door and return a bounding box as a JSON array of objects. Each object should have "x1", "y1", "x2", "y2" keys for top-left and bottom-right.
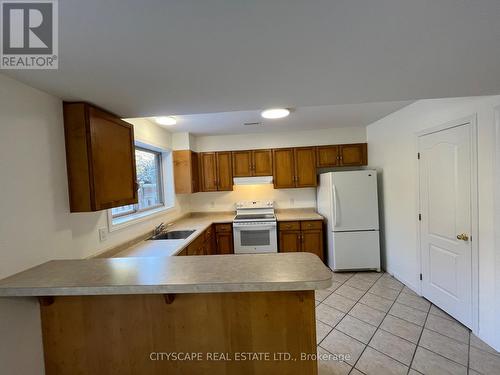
[
  {"x1": 190, "y1": 151, "x2": 200, "y2": 193},
  {"x1": 216, "y1": 232, "x2": 234, "y2": 254},
  {"x1": 200, "y1": 152, "x2": 218, "y2": 192},
  {"x1": 339, "y1": 143, "x2": 367, "y2": 166},
  {"x1": 279, "y1": 231, "x2": 302, "y2": 252},
  {"x1": 316, "y1": 145, "x2": 339, "y2": 168},
  {"x1": 273, "y1": 148, "x2": 296, "y2": 189},
  {"x1": 173, "y1": 150, "x2": 192, "y2": 194},
  {"x1": 294, "y1": 147, "x2": 317, "y2": 187},
  {"x1": 89, "y1": 106, "x2": 138, "y2": 210},
  {"x1": 252, "y1": 149, "x2": 273, "y2": 176},
  {"x1": 301, "y1": 230, "x2": 324, "y2": 261},
  {"x1": 216, "y1": 152, "x2": 233, "y2": 191},
  {"x1": 232, "y1": 151, "x2": 252, "y2": 177}
]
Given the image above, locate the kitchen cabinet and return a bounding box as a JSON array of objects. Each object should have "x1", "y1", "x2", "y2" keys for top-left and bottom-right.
[
  {"x1": 316, "y1": 145, "x2": 340, "y2": 168},
  {"x1": 204, "y1": 225, "x2": 217, "y2": 255},
  {"x1": 63, "y1": 102, "x2": 137, "y2": 212},
  {"x1": 173, "y1": 150, "x2": 199, "y2": 194},
  {"x1": 278, "y1": 220, "x2": 324, "y2": 261},
  {"x1": 214, "y1": 223, "x2": 234, "y2": 254},
  {"x1": 273, "y1": 147, "x2": 317, "y2": 188},
  {"x1": 316, "y1": 143, "x2": 367, "y2": 167},
  {"x1": 232, "y1": 149, "x2": 273, "y2": 177},
  {"x1": 187, "y1": 234, "x2": 206, "y2": 256},
  {"x1": 273, "y1": 148, "x2": 296, "y2": 188},
  {"x1": 200, "y1": 152, "x2": 233, "y2": 191},
  {"x1": 339, "y1": 143, "x2": 367, "y2": 166},
  {"x1": 294, "y1": 147, "x2": 317, "y2": 187},
  {"x1": 216, "y1": 152, "x2": 233, "y2": 191}
]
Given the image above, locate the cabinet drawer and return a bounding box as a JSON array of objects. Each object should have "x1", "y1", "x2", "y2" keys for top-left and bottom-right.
[
  {"x1": 301, "y1": 221, "x2": 323, "y2": 230},
  {"x1": 278, "y1": 221, "x2": 300, "y2": 231},
  {"x1": 215, "y1": 223, "x2": 232, "y2": 233}
]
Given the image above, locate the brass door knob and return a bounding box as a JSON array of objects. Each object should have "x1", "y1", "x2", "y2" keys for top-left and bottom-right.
[{"x1": 456, "y1": 233, "x2": 469, "y2": 241}]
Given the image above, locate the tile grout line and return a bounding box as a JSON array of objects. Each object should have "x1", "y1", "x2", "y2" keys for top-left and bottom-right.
[
  {"x1": 406, "y1": 300, "x2": 432, "y2": 374},
  {"x1": 467, "y1": 329, "x2": 471, "y2": 375},
  {"x1": 341, "y1": 273, "x2": 404, "y2": 373},
  {"x1": 359, "y1": 283, "x2": 415, "y2": 370},
  {"x1": 317, "y1": 272, "x2": 384, "y2": 374},
  {"x1": 316, "y1": 273, "x2": 358, "y2": 346}
]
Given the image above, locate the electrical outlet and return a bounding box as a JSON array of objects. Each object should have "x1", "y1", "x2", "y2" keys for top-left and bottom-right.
[
  {"x1": 210, "y1": 201, "x2": 215, "y2": 208},
  {"x1": 98, "y1": 228, "x2": 108, "y2": 242},
  {"x1": 289, "y1": 198, "x2": 295, "y2": 207}
]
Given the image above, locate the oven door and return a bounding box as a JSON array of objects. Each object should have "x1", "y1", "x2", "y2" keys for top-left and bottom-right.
[{"x1": 233, "y1": 222, "x2": 278, "y2": 254}]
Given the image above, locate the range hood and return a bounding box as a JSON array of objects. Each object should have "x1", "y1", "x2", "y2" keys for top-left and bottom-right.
[{"x1": 233, "y1": 176, "x2": 273, "y2": 185}]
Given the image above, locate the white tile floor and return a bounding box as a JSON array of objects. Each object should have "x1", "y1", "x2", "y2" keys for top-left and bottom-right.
[{"x1": 315, "y1": 271, "x2": 500, "y2": 375}]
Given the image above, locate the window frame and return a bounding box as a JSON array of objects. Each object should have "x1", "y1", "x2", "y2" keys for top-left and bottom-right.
[
  {"x1": 111, "y1": 146, "x2": 164, "y2": 219},
  {"x1": 107, "y1": 142, "x2": 175, "y2": 232}
]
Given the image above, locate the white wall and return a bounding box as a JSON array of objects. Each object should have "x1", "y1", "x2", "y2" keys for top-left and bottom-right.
[
  {"x1": 190, "y1": 185, "x2": 316, "y2": 212},
  {"x1": 195, "y1": 126, "x2": 366, "y2": 151},
  {"x1": 0, "y1": 74, "x2": 189, "y2": 374},
  {"x1": 366, "y1": 96, "x2": 500, "y2": 350}
]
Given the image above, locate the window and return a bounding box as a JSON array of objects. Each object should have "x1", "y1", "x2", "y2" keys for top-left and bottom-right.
[{"x1": 109, "y1": 144, "x2": 175, "y2": 229}]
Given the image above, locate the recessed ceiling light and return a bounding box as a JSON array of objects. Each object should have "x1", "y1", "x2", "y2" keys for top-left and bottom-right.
[
  {"x1": 261, "y1": 108, "x2": 290, "y2": 119},
  {"x1": 155, "y1": 116, "x2": 177, "y2": 126}
]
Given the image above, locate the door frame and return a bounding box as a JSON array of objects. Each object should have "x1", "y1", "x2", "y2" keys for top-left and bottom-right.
[{"x1": 415, "y1": 115, "x2": 479, "y2": 331}]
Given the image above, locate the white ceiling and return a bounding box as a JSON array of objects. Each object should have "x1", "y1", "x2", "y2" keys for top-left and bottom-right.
[
  {"x1": 4, "y1": 0, "x2": 500, "y2": 119},
  {"x1": 148, "y1": 101, "x2": 412, "y2": 135}
]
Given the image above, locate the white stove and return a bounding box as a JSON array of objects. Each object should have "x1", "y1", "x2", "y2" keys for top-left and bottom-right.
[{"x1": 233, "y1": 201, "x2": 277, "y2": 254}]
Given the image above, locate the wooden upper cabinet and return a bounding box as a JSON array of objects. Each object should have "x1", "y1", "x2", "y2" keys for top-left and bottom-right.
[
  {"x1": 316, "y1": 145, "x2": 340, "y2": 168},
  {"x1": 232, "y1": 150, "x2": 252, "y2": 177},
  {"x1": 216, "y1": 152, "x2": 233, "y2": 191},
  {"x1": 232, "y1": 149, "x2": 273, "y2": 177},
  {"x1": 200, "y1": 152, "x2": 218, "y2": 192},
  {"x1": 294, "y1": 147, "x2": 317, "y2": 187},
  {"x1": 173, "y1": 150, "x2": 199, "y2": 194},
  {"x1": 339, "y1": 143, "x2": 367, "y2": 166},
  {"x1": 273, "y1": 148, "x2": 296, "y2": 189},
  {"x1": 273, "y1": 147, "x2": 317, "y2": 188},
  {"x1": 200, "y1": 152, "x2": 233, "y2": 191},
  {"x1": 253, "y1": 149, "x2": 273, "y2": 176},
  {"x1": 63, "y1": 102, "x2": 137, "y2": 212}
]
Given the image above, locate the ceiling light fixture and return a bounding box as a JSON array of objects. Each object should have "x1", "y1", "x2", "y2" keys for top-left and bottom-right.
[
  {"x1": 155, "y1": 116, "x2": 177, "y2": 126},
  {"x1": 261, "y1": 108, "x2": 290, "y2": 119}
]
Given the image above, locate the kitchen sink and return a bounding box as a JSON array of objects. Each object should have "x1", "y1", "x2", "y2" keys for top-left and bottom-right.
[{"x1": 149, "y1": 230, "x2": 195, "y2": 240}]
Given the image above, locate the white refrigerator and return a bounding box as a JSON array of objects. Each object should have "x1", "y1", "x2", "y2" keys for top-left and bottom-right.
[{"x1": 317, "y1": 170, "x2": 381, "y2": 271}]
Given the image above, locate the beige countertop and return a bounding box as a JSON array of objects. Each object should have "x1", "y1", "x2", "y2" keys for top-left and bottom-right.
[
  {"x1": 275, "y1": 208, "x2": 324, "y2": 221},
  {"x1": 0, "y1": 253, "x2": 332, "y2": 296},
  {"x1": 114, "y1": 209, "x2": 323, "y2": 259}
]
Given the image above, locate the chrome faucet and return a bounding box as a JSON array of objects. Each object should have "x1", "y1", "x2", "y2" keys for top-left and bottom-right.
[{"x1": 153, "y1": 222, "x2": 166, "y2": 236}]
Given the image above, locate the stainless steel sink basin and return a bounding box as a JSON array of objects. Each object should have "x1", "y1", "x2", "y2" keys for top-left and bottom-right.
[{"x1": 149, "y1": 230, "x2": 195, "y2": 240}]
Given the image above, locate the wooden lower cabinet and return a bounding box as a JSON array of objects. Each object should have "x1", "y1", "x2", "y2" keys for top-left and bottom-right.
[
  {"x1": 215, "y1": 223, "x2": 234, "y2": 254},
  {"x1": 181, "y1": 224, "x2": 233, "y2": 256},
  {"x1": 40, "y1": 291, "x2": 317, "y2": 374},
  {"x1": 278, "y1": 220, "x2": 324, "y2": 261},
  {"x1": 279, "y1": 231, "x2": 301, "y2": 253}
]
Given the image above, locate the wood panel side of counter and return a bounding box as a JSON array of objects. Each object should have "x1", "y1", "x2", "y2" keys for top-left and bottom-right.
[{"x1": 40, "y1": 291, "x2": 317, "y2": 375}]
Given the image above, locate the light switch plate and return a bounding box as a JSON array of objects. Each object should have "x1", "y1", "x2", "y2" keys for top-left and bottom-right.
[{"x1": 99, "y1": 228, "x2": 108, "y2": 242}]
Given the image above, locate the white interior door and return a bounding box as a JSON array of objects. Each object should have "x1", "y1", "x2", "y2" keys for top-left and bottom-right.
[{"x1": 419, "y1": 123, "x2": 473, "y2": 327}]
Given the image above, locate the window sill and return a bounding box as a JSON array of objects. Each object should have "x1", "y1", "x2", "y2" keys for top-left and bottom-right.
[{"x1": 107, "y1": 205, "x2": 175, "y2": 232}]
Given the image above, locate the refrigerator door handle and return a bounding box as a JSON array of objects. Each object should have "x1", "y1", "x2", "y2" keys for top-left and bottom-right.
[{"x1": 332, "y1": 183, "x2": 339, "y2": 226}]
